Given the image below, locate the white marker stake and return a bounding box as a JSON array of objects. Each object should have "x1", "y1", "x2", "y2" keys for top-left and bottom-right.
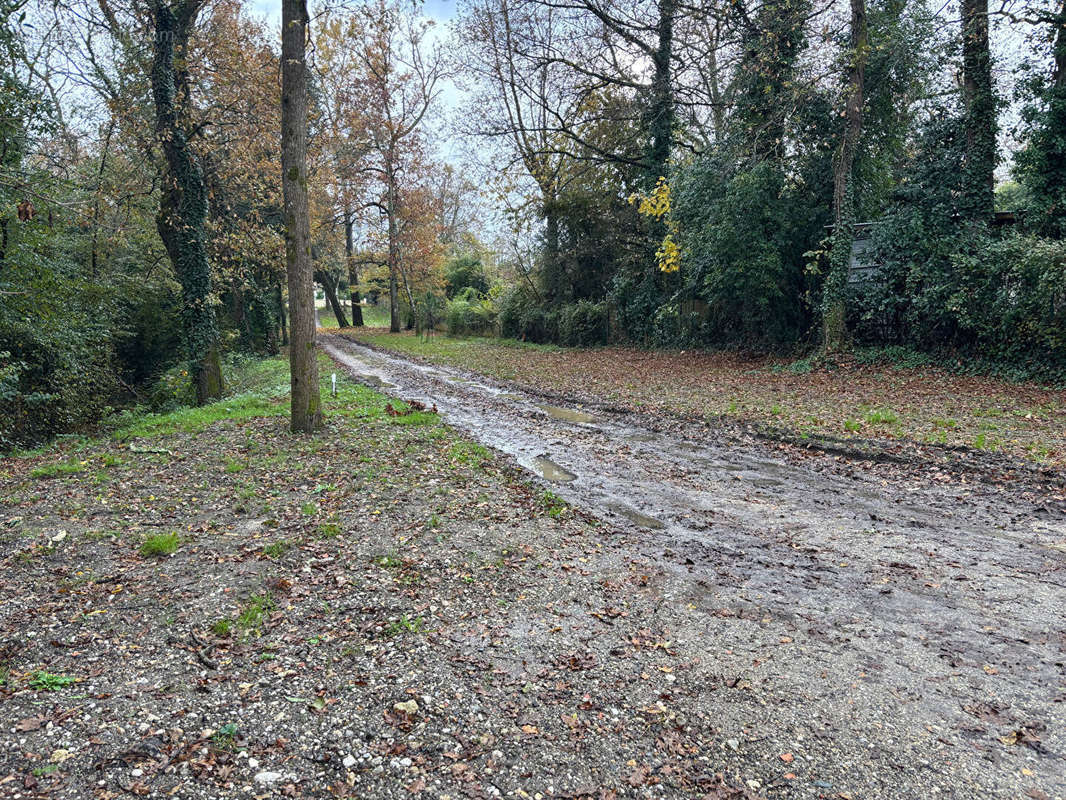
[{"x1": 331, "y1": 373, "x2": 337, "y2": 397}]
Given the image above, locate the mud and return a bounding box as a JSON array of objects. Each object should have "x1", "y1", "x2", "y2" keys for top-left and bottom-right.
[{"x1": 322, "y1": 333, "x2": 1066, "y2": 797}]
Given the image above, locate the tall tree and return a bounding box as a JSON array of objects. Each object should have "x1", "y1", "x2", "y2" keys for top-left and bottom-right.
[
  {"x1": 151, "y1": 0, "x2": 223, "y2": 404},
  {"x1": 960, "y1": 0, "x2": 996, "y2": 217},
  {"x1": 281, "y1": 0, "x2": 322, "y2": 432},
  {"x1": 824, "y1": 0, "x2": 869, "y2": 350},
  {"x1": 355, "y1": 0, "x2": 442, "y2": 332},
  {"x1": 1016, "y1": 0, "x2": 1066, "y2": 237}
]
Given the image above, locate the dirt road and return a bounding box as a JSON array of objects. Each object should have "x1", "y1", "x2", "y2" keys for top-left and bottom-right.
[{"x1": 322, "y1": 332, "x2": 1066, "y2": 799}]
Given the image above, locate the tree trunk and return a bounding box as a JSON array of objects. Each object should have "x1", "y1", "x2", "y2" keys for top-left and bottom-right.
[
  {"x1": 540, "y1": 198, "x2": 565, "y2": 304},
  {"x1": 960, "y1": 0, "x2": 996, "y2": 218},
  {"x1": 151, "y1": 0, "x2": 223, "y2": 405},
  {"x1": 647, "y1": 0, "x2": 674, "y2": 180},
  {"x1": 281, "y1": 0, "x2": 322, "y2": 432},
  {"x1": 89, "y1": 120, "x2": 114, "y2": 280},
  {"x1": 277, "y1": 284, "x2": 288, "y2": 346},
  {"x1": 387, "y1": 166, "x2": 400, "y2": 333},
  {"x1": 823, "y1": 0, "x2": 867, "y2": 352},
  {"x1": 345, "y1": 209, "x2": 364, "y2": 326},
  {"x1": 315, "y1": 269, "x2": 349, "y2": 327}
]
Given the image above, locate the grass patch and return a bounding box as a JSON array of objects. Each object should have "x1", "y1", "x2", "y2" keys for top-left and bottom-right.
[
  {"x1": 381, "y1": 614, "x2": 423, "y2": 637},
  {"x1": 540, "y1": 489, "x2": 567, "y2": 518},
  {"x1": 864, "y1": 408, "x2": 900, "y2": 425},
  {"x1": 211, "y1": 619, "x2": 232, "y2": 636},
  {"x1": 390, "y1": 410, "x2": 439, "y2": 427},
  {"x1": 448, "y1": 440, "x2": 490, "y2": 466},
  {"x1": 262, "y1": 540, "x2": 291, "y2": 558},
  {"x1": 29, "y1": 670, "x2": 75, "y2": 691},
  {"x1": 316, "y1": 522, "x2": 342, "y2": 538},
  {"x1": 29, "y1": 460, "x2": 85, "y2": 479},
  {"x1": 211, "y1": 723, "x2": 239, "y2": 750},
  {"x1": 139, "y1": 532, "x2": 180, "y2": 558},
  {"x1": 236, "y1": 592, "x2": 275, "y2": 632}
]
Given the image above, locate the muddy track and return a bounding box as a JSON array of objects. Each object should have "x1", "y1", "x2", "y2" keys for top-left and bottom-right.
[{"x1": 321, "y1": 332, "x2": 1066, "y2": 795}]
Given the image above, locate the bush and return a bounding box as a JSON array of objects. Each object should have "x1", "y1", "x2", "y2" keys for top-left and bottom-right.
[
  {"x1": 444, "y1": 255, "x2": 489, "y2": 298},
  {"x1": 950, "y1": 234, "x2": 1066, "y2": 370},
  {"x1": 445, "y1": 288, "x2": 496, "y2": 336},
  {"x1": 499, "y1": 286, "x2": 549, "y2": 342},
  {"x1": 671, "y1": 156, "x2": 816, "y2": 348},
  {"x1": 555, "y1": 301, "x2": 609, "y2": 346}
]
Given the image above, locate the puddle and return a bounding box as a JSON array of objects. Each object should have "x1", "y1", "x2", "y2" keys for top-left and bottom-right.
[
  {"x1": 538, "y1": 404, "x2": 598, "y2": 424},
  {"x1": 625, "y1": 432, "x2": 658, "y2": 443},
  {"x1": 610, "y1": 504, "x2": 667, "y2": 530},
  {"x1": 355, "y1": 373, "x2": 396, "y2": 389},
  {"x1": 530, "y1": 456, "x2": 577, "y2": 482},
  {"x1": 751, "y1": 477, "x2": 784, "y2": 488}
]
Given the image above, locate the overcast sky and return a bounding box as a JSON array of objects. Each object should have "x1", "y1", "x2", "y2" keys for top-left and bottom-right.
[{"x1": 248, "y1": 0, "x2": 459, "y2": 25}]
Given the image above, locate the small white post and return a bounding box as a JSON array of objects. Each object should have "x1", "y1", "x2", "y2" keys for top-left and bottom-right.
[{"x1": 331, "y1": 373, "x2": 337, "y2": 397}]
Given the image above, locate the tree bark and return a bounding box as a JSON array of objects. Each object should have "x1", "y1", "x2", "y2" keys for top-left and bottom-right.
[
  {"x1": 151, "y1": 0, "x2": 223, "y2": 405},
  {"x1": 281, "y1": 0, "x2": 322, "y2": 432},
  {"x1": 647, "y1": 0, "x2": 674, "y2": 180},
  {"x1": 386, "y1": 157, "x2": 401, "y2": 333},
  {"x1": 823, "y1": 0, "x2": 867, "y2": 351},
  {"x1": 277, "y1": 283, "x2": 288, "y2": 345},
  {"x1": 344, "y1": 208, "x2": 364, "y2": 326},
  {"x1": 960, "y1": 0, "x2": 996, "y2": 218},
  {"x1": 315, "y1": 268, "x2": 349, "y2": 328}
]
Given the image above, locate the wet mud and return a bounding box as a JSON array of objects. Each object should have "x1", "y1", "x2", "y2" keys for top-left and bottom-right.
[{"x1": 322, "y1": 333, "x2": 1066, "y2": 796}]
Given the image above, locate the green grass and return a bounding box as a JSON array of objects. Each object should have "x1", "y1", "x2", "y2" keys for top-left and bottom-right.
[
  {"x1": 390, "y1": 411, "x2": 438, "y2": 427},
  {"x1": 211, "y1": 618, "x2": 232, "y2": 636},
  {"x1": 262, "y1": 540, "x2": 291, "y2": 558},
  {"x1": 381, "y1": 614, "x2": 423, "y2": 637},
  {"x1": 349, "y1": 330, "x2": 561, "y2": 367},
  {"x1": 448, "y1": 440, "x2": 490, "y2": 466},
  {"x1": 236, "y1": 593, "x2": 275, "y2": 632},
  {"x1": 864, "y1": 408, "x2": 900, "y2": 425},
  {"x1": 540, "y1": 489, "x2": 567, "y2": 518},
  {"x1": 29, "y1": 460, "x2": 85, "y2": 479},
  {"x1": 139, "y1": 532, "x2": 180, "y2": 558},
  {"x1": 29, "y1": 670, "x2": 76, "y2": 691},
  {"x1": 211, "y1": 722, "x2": 239, "y2": 750},
  {"x1": 317, "y1": 302, "x2": 392, "y2": 329},
  {"x1": 316, "y1": 522, "x2": 342, "y2": 538},
  {"x1": 106, "y1": 354, "x2": 396, "y2": 441}
]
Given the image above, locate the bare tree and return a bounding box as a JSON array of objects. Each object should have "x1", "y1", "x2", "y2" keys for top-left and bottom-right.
[{"x1": 352, "y1": 0, "x2": 443, "y2": 332}]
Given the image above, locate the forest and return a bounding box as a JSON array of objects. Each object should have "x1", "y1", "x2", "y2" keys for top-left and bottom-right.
[{"x1": 1, "y1": 0, "x2": 1064, "y2": 445}]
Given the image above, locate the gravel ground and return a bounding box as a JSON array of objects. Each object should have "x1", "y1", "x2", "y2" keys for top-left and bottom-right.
[{"x1": 0, "y1": 347, "x2": 1062, "y2": 800}]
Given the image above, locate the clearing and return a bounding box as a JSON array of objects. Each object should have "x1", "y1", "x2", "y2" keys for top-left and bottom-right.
[{"x1": 0, "y1": 340, "x2": 1063, "y2": 799}]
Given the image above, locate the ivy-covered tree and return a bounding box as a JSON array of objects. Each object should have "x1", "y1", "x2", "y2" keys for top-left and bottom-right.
[
  {"x1": 1017, "y1": 2, "x2": 1066, "y2": 238},
  {"x1": 150, "y1": 0, "x2": 224, "y2": 404},
  {"x1": 959, "y1": 0, "x2": 996, "y2": 218}
]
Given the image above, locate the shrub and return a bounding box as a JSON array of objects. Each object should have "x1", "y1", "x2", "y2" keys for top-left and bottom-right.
[
  {"x1": 444, "y1": 255, "x2": 489, "y2": 298},
  {"x1": 445, "y1": 288, "x2": 496, "y2": 336},
  {"x1": 671, "y1": 156, "x2": 815, "y2": 348},
  {"x1": 556, "y1": 301, "x2": 609, "y2": 346},
  {"x1": 498, "y1": 287, "x2": 551, "y2": 342}
]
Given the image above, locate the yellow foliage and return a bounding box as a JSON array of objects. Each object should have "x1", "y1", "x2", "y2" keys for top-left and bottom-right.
[{"x1": 630, "y1": 176, "x2": 680, "y2": 273}]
